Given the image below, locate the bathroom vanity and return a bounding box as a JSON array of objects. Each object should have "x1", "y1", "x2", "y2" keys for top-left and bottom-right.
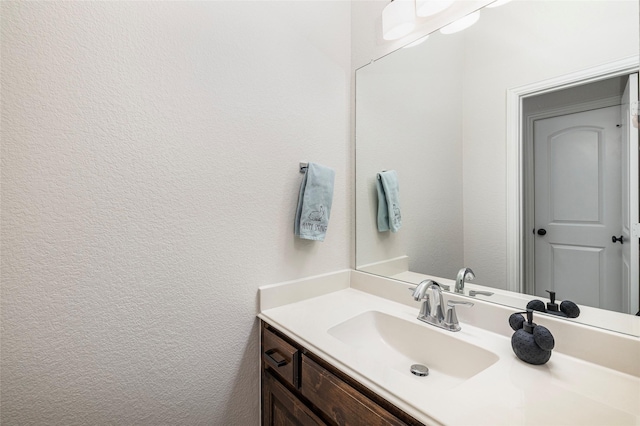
[{"x1": 258, "y1": 270, "x2": 640, "y2": 425}]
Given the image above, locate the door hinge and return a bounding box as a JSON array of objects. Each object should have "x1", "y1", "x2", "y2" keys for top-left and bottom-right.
[{"x1": 632, "y1": 223, "x2": 640, "y2": 238}]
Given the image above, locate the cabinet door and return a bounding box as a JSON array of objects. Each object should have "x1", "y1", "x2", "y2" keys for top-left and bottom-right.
[
  {"x1": 262, "y1": 370, "x2": 326, "y2": 426},
  {"x1": 300, "y1": 355, "x2": 411, "y2": 426}
]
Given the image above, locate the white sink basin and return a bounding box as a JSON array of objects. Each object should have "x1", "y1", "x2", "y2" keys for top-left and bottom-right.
[{"x1": 328, "y1": 310, "x2": 499, "y2": 389}]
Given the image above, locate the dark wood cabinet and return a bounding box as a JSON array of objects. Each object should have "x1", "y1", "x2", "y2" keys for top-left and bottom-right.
[
  {"x1": 261, "y1": 321, "x2": 424, "y2": 426},
  {"x1": 262, "y1": 368, "x2": 325, "y2": 426}
]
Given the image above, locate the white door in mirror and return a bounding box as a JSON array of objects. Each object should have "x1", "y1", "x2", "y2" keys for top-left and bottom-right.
[{"x1": 534, "y1": 106, "x2": 623, "y2": 312}]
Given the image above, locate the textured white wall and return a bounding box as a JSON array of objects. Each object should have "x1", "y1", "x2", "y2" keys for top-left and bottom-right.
[{"x1": 1, "y1": 2, "x2": 351, "y2": 424}]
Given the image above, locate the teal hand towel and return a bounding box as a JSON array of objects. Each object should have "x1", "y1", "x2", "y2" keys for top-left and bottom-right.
[
  {"x1": 376, "y1": 177, "x2": 390, "y2": 232},
  {"x1": 376, "y1": 170, "x2": 402, "y2": 233},
  {"x1": 294, "y1": 163, "x2": 335, "y2": 241}
]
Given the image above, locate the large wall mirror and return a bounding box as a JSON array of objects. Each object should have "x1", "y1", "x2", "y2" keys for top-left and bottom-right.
[{"x1": 355, "y1": 0, "x2": 640, "y2": 336}]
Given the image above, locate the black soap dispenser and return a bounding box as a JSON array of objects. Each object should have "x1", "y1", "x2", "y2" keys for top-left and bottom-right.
[
  {"x1": 526, "y1": 290, "x2": 581, "y2": 318},
  {"x1": 509, "y1": 309, "x2": 555, "y2": 365},
  {"x1": 545, "y1": 290, "x2": 560, "y2": 312}
]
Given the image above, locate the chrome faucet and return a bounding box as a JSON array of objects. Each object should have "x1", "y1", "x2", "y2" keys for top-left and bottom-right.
[
  {"x1": 411, "y1": 279, "x2": 473, "y2": 332},
  {"x1": 455, "y1": 267, "x2": 475, "y2": 294}
]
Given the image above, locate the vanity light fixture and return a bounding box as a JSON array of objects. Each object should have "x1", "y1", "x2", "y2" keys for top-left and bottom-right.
[
  {"x1": 415, "y1": 0, "x2": 454, "y2": 17},
  {"x1": 382, "y1": 0, "x2": 416, "y2": 40},
  {"x1": 439, "y1": 10, "x2": 480, "y2": 34}
]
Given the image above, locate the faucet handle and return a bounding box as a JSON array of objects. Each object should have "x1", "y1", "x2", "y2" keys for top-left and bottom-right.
[
  {"x1": 444, "y1": 301, "x2": 474, "y2": 331},
  {"x1": 447, "y1": 300, "x2": 474, "y2": 307},
  {"x1": 469, "y1": 290, "x2": 494, "y2": 297}
]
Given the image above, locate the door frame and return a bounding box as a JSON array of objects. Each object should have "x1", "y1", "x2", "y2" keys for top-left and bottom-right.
[{"x1": 505, "y1": 55, "x2": 639, "y2": 293}]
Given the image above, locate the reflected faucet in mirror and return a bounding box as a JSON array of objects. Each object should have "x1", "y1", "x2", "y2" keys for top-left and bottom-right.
[{"x1": 455, "y1": 267, "x2": 475, "y2": 294}]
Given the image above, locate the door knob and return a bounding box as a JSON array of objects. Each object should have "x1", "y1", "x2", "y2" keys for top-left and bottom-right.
[
  {"x1": 612, "y1": 235, "x2": 624, "y2": 244},
  {"x1": 537, "y1": 229, "x2": 547, "y2": 236}
]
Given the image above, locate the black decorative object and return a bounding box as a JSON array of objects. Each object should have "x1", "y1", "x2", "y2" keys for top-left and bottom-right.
[
  {"x1": 526, "y1": 290, "x2": 580, "y2": 318},
  {"x1": 559, "y1": 300, "x2": 580, "y2": 318},
  {"x1": 508, "y1": 312, "x2": 525, "y2": 331},
  {"x1": 526, "y1": 299, "x2": 546, "y2": 313},
  {"x1": 509, "y1": 309, "x2": 555, "y2": 365}
]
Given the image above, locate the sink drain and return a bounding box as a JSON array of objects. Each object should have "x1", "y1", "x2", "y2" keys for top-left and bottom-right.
[{"x1": 410, "y1": 364, "x2": 429, "y2": 377}]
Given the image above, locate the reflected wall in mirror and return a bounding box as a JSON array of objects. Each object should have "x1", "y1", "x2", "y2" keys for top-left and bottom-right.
[{"x1": 355, "y1": 0, "x2": 640, "y2": 335}]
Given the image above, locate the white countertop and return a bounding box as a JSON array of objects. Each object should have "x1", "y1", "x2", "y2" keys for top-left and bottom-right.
[{"x1": 258, "y1": 271, "x2": 640, "y2": 426}]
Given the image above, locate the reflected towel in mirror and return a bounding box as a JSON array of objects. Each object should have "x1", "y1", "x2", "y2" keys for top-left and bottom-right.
[
  {"x1": 377, "y1": 170, "x2": 402, "y2": 233},
  {"x1": 294, "y1": 162, "x2": 335, "y2": 241}
]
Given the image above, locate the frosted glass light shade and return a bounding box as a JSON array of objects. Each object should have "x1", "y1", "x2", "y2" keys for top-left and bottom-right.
[
  {"x1": 440, "y1": 11, "x2": 480, "y2": 34},
  {"x1": 382, "y1": 0, "x2": 416, "y2": 40},
  {"x1": 416, "y1": 0, "x2": 454, "y2": 17}
]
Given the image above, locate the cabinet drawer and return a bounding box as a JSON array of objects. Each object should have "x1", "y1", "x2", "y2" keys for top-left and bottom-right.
[
  {"x1": 262, "y1": 325, "x2": 300, "y2": 388},
  {"x1": 300, "y1": 355, "x2": 408, "y2": 426}
]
